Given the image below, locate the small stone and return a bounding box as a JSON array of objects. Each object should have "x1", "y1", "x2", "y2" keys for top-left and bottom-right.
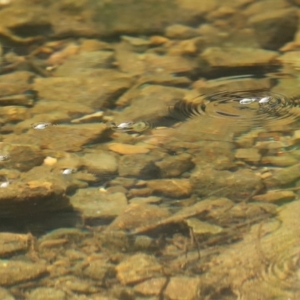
[
  {"x1": 164, "y1": 276, "x2": 201, "y2": 300},
  {"x1": 147, "y1": 179, "x2": 192, "y2": 198},
  {"x1": 116, "y1": 253, "x2": 162, "y2": 285},
  {"x1": 43, "y1": 156, "x2": 57, "y2": 166},
  {"x1": 27, "y1": 287, "x2": 66, "y2": 300},
  {"x1": 134, "y1": 277, "x2": 167, "y2": 296},
  {"x1": 0, "y1": 260, "x2": 47, "y2": 285},
  {"x1": 155, "y1": 153, "x2": 195, "y2": 178},
  {"x1": 261, "y1": 156, "x2": 298, "y2": 167},
  {"x1": 252, "y1": 190, "x2": 295, "y2": 203},
  {"x1": 108, "y1": 143, "x2": 150, "y2": 154},
  {"x1": 185, "y1": 218, "x2": 223, "y2": 235},
  {"x1": 165, "y1": 24, "x2": 199, "y2": 39},
  {"x1": 235, "y1": 148, "x2": 261, "y2": 163},
  {"x1": 83, "y1": 151, "x2": 118, "y2": 175}
]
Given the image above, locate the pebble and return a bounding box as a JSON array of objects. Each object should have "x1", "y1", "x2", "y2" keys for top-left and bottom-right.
[
  {"x1": 260, "y1": 155, "x2": 298, "y2": 167},
  {"x1": 0, "y1": 233, "x2": 29, "y2": 256}
]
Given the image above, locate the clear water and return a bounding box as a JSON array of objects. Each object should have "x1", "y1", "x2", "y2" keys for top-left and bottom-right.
[{"x1": 0, "y1": 0, "x2": 300, "y2": 299}]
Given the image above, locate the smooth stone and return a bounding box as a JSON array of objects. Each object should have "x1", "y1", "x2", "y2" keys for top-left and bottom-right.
[
  {"x1": 134, "y1": 277, "x2": 167, "y2": 296},
  {"x1": 147, "y1": 179, "x2": 192, "y2": 198},
  {"x1": 118, "y1": 153, "x2": 161, "y2": 179},
  {"x1": 191, "y1": 168, "x2": 263, "y2": 201},
  {"x1": 82, "y1": 152, "x2": 118, "y2": 175},
  {"x1": 116, "y1": 253, "x2": 162, "y2": 285},
  {"x1": 70, "y1": 189, "x2": 128, "y2": 221},
  {"x1": 185, "y1": 218, "x2": 223, "y2": 235},
  {"x1": 83, "y1": 259, "x2": 114, "y2": 282},
  {"x1": 0, "y1": 260, "x2": 47, "y2": 285},
  {"x1": 260, "y1": 155, "x2": 298, "y2": 167},
  {"x1": 164, "y1": 276, "x2": 201, "y2": 300},
  {"x1": 200, "y1": 47, "x2": 278, "y2": 68},
  {"x1": 27, "y1": 287, "x2": 66, "y2": 300},
  {"x1": 108, "y1": 143, "x2": 150, "y2": 154},
  {"x1": 235, "y1": 148, "x2": 261, "y2": 163},
  {"x1": 165, "y1": 24, "x2": 200, "y2": 39},
  {"x1": 155, "y1": 153, "x2": 195, "y2": 178},
  {"x1": 106, "y1": 203, "x2": 170, "y2": 232},
  {"x1": 0, "y1": 233, "x2": 30, "y2": 257},
  {"x1": 264, "y1": 163, "x2": 300, "y2": 187},
  {"x1": 252, "y1": 190, "x2": 295, "y2": 203}
]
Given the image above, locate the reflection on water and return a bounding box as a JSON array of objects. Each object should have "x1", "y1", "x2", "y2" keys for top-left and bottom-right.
[{"x1": 0, "y1": 0, "x2": 300, "y2": 299}]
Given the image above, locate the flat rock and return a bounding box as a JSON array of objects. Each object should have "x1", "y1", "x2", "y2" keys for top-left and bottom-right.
[
  {"x1": 264, "y1": 163, "x2": 300, "y2": 187},
  {"x1": 191, "y1": 168, "x2": 263, "y2": 201},
  {"x1": 147, "y1": 179, "x2": 192, "y2": 198},
  {"x1": 252, "y1": 190, "x2": 295, "y2": 203},
  {"x1": 4, "y1": 124, "x2": 110, "y2": 152},
  {"x1": 33, "y1": 70, "x2": 133, "y2": 109},
  {"x1": 108, "y1": 143, "x2": 150, "y2": 155},
  {"x1": 249, "y1": 8, "x2": 298, "y2": 50},
  {"x1": 116, "y1": 253, "x2": 162, "y2": 285},
  {"x1": 0, "y1": 260, "x2": 47, "y2": 285},
  {"x1": 0, "y1": 233, "x2": 29, "y2": 257},
  {"x1": 235, "y1": 148, "x2": 261, "y2": 163},
  {"x1": 106, "y1": 203, "x2": 170, "y2": 232},
  {"x1": 82, "y1": 152, "x2": 118, "y2": 175},
  {"x1": 118, "y1": 153, "x2": 162, "y2": 179},
  {"x1": 200, "y1": 47, "x2": 278, "y2": 68},
  {"x1": 27, "y1": 287, "x2": 66, "y2": 300},
  {"x1": 70, "y1": 189, "x2": 128, "y2": 221},
  {"x1": 134, "y1": 277, "x2": 167, "y2": 296},
  {"x1": 155, "y1": 153, "x2": 195, "y2": 178},
  {"x1": 164, "y1": 276, "x2": 201, "y2": 300}
]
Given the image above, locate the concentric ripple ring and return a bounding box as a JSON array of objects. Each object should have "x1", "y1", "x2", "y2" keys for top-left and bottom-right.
[{"x1": 169, "y1": 90, "x2": 300, "y2": 127}]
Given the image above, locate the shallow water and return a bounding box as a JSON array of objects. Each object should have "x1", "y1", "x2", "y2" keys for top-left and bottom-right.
[{"x1": 0, "y1": 0, "x2": 300, "y2": 299}]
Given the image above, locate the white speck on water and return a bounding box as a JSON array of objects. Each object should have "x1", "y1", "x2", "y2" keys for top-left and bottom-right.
[
  {"x1": 61, "y1": 168, "x2": 76, "y2": 175},
  {"x1": 258, "y1": 96, "x2": 270, "y2": 104},
  {"x1": 32, "y1": 122, "x2": 52, "y2": 130},
  {"x1": 239, "y1": 98, "x2": 256, "y2": 104}
]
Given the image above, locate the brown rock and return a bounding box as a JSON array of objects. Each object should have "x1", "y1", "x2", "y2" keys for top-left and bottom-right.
[
  {"x1": 106, "y1": 203, "x2": 170, "y2": 232},
  {"x1": 252, "y1": 190, "x2": 295, "y2": 203},
  {"x1": 116, "y1": 253, "x2": 162, "y2": 285},
  {"x1": 70, "y1": 189, "x2": 128, "y2": 221},
  {"x1": 249, "y1": 8, "x2": 298, "y2": 50},
  {"x1": 165, "y1": 24, "x2": 199, "y2": 39},
  {"x1": 200, "y1": 47, "x2": 278, "y2": 68},
  {"x1": 191, "y1": 168, "x2": 263, "y2": 201},
  {"x1": 0, "y1": 287, "x2": 14, "y2": 300},
  {"x1": 155, "y1": 153, "x2": 195, "y2": 178},
  {"x1": 4, "y1": 124, "x2": 110, "y2": 152},
  {"x1": 147, "y1": 179, "x2": 192, "y2": 198},
  {"x1": 164, "y1": 276, "x2": 201, "y2": 300},
  {"x1": 33, "y1": 70, "x2": 133, "y2": 109},
  {"x1": 108, "y1": 143, "x2": 150, "y2": 155},
  {"x1": 261, "y1": 155, "x2": 298, "y2": 167},
  {"x1": 134, "y1": 277, "x2": 167, "y2": 296},
  {"x1": 235, "y1": 148, "x2": 261, "y2": 163},
  {"x1": 0, "y1": 260, "x2": 47, "y2": 285},
  {"x1": 27, "y1": 287, "x2": 66, "y2": 300},
  {"x1": 0, "y1": 233, "x2": 30, "y2": 257}
]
